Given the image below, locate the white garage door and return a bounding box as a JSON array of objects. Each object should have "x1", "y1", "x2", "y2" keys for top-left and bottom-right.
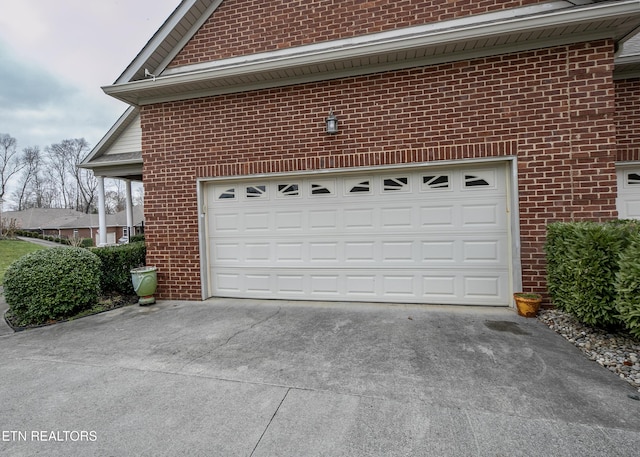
[
  {"x1": 205, "y1": 164, "x2": 510, "y2": 305},
  {"x1": 617, "y1": 167, "x2": 640, "y2": 219}
]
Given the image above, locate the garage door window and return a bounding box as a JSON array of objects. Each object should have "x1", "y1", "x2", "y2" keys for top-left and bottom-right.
[
  {"x1": 218, "y1": 188, "x2": 236, "y2": 199},
  {"x1": 383, "y1": 177, "x2": 409, "y2": 192},
  {"x1": 422, "y1": 175, "x2": 449, "y2": 189},
  {"x1": 311, "y1": 182, "x2": 334, "y2": 195},
  {"x1": 277, "y1": 184, "x2": 300, "y2": 197},
  {"x1": 246, "y1": 185, "x2": 267, "y2": 198},
  {"x1": 628, "y1": 173, "x2": 640, "y2": 185}
]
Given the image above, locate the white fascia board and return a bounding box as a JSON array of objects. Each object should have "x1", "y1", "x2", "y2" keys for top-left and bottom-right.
[
  {"x1": 104, "y1": 0, "x2": 640, "y2": 103},
  {"x1": 116, "y1": 0, "x2": 224, "y2": 84},
  {"x1": 79, "y1": 106, "x2": 139, "y2": 166},
  {"x1": 161, "y1": 1, "x2": 571, "y2": 78}
]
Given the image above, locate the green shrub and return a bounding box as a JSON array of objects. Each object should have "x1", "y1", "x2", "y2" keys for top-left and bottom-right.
[
  {"x1": 545, "y1": 221, "x2": 634, "y2": 327},
  {"x1": 545, "y1": 223, "x2": 573, "y2": 312},
  {"x1": 3, "y1": 247, "x2": 102, "y2": 326},
  {"x1": 92, "y1": 241, "x2": 146, "y2": 295},
  {"x1": 130, "y1": 234, "x2": 145, "y2": 243},
  {"x1": 616, "y1": 231, "x2": 640, "y2": 338}
]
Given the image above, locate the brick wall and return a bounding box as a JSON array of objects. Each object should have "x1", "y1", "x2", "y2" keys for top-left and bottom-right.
[
  {"x1": 169, "y1": 0, "x2": 544, "y2": 67},
  {"x1": 615, "y1": 78, "x2": 640, "y2": 162},
  {"x1": 143, "y1": 40, "x2": 617, "y2": 300}
]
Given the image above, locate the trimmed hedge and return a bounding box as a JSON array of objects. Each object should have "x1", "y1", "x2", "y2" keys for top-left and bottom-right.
[
  {"x1": 3, "y1": 247, "x2": 102, "y2": 326},
  {"x1": 616, "y1": 230, "x2": 640, "y2": 338},
  {"x1": 92, "y1": 241, "x2": 146, "y2": 295},
  {"x1": 545, "y1": 220, "x2": 640, "y2": 331},
  {"x1": 130, "y1": 234, "x2": 145, "y2": 243}
]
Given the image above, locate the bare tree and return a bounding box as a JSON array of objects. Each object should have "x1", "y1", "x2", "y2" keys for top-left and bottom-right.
[
  {"x1": 68, "y1": 138, "x2": 97, "y2": 213},
  {"x1": 0, "y1": 133, "x2": 23, "y2": 201},
  {"x1": 45, "y1": 141, "x2": 71, "y2": 208},
  {"x1": 13, "y1": 146, "x2": 41, "y2": 211},
  {"x1": 45, "y1": 138, "x2": 96, "y2": 213},
  {"x1": 105, "y1": 179, "x2": 126, "y2": 214},
  {"x1": 133, "y1": 184, "x2": 144, "y2": 207}
]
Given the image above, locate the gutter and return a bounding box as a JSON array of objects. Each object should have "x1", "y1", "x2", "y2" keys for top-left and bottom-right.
[{"x1": 103, "y1": 0, "x2": 640, "y2": 105}]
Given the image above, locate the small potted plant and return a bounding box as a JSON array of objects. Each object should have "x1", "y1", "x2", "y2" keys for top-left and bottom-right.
[{"x1": 513, "y1": 292, "x2": 542, "y2": 317}]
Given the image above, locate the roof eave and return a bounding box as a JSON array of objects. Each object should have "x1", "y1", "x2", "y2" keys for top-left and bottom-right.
[
  {"x1": 103, "y1": 0, "x2": 640, "y2": 106},
  {"x1": 80, "y1": 106, "x2": 139, "y2": 166}
]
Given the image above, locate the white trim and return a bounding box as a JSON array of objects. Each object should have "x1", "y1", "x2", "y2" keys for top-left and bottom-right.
[
  {"x1": 104, "y1": 0, "x2": 640, "y2": 105},
  {"x1": 196, "y1": 157, "x2": 520, "y2": 304},
  {"x1": 162, "y1": 1, "x2": 571, "y2": 78},
  {"x1": 79, "y1": 107, "x2": 139, "y2": 167},
  {"x1": 196, "y1": 156, "x2": 515, "y2": 185},
  {"x1": 116, "y1": 0, "x2": 225, "y2": 84},
  {"x1": 508, "y1": 158, "x2": 522, "y2": 297}
]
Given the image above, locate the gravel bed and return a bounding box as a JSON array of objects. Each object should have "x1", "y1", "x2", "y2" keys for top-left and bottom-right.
[{"x1": 537, "y1": 309, "x2": 640, "y2": 393}]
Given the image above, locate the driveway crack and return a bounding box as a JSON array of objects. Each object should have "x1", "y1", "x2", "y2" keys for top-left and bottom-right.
[
  {"x1": 182, "y1": 307, "x2": 281, "y2": 367},
  {"x1": 250, "y1": 387, "x2": 290, "y2": 457},
  {"x1": 221, "y1": 307, "x2": 281, "y2": 348}
]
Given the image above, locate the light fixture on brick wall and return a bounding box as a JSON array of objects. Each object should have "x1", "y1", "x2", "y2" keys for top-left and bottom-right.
[{"x1": 326, "y1": 109, "x2": 338, "y2": 134}]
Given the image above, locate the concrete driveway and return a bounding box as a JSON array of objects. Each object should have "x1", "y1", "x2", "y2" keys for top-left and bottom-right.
[{"x1": 0, "y1": 298, "x2": 639, "y2": 456}]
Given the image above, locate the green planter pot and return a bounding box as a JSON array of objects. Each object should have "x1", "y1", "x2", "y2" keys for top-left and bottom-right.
[{"x1": 130, "y1": 266, "x2": 157, "y2": 305}]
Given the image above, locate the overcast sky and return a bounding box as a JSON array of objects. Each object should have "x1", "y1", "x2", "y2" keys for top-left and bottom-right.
[{"x1": 0, "y1": 0, "x2": 179, "y2": 151}]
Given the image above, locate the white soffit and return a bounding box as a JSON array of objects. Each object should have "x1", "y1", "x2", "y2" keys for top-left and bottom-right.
[{"x1": 104, "y1": 0, "x2": 640, "y2": 105}]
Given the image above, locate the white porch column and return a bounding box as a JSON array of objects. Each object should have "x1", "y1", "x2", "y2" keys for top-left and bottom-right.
[
  {"x1": 97, "y1": 176, "x2": 107, "y2": 246},
  {"x1": 125, "y1": 179, "x2": 133, "y2": 240}
]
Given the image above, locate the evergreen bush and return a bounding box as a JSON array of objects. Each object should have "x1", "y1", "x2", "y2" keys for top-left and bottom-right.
[
  {"x1": 545, "y1": 221, "x2": 631, "y2": 327},
  {"x1": 616, "y1": 230, "x2": 640, "y2": 338},
  {"x1": 3, "y1": 247, "x2": 102, "y2": 326},
  {"x1": 92, "y1": 241, "x2": 146, "y2": 295}
]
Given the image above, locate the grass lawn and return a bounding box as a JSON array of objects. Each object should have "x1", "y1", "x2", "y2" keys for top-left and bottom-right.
[{"x1": 0, "y1": 239, "x2": 47, "y2": 284}]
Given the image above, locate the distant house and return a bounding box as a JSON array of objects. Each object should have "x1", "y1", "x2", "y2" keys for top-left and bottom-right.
[
  {"x1": 3, "y1": 207, "x2": 144, "y2": 245},
  {"x1": 80, "y1": 0, "x2": 640, "y2": 307}
]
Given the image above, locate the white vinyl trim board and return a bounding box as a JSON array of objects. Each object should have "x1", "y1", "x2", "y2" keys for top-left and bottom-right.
[{"x1": 203, "y1": 163, "x2": 511, "y2": 305}]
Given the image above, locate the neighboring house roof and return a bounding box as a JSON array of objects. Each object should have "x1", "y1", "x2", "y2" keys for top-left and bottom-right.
[
  {"x1": 81, "y1": 0, "x2": 640, "y2": 171},
  {"x1": 3, "y1": 208, "x2": 88, "y2": 231},
  {"x1": 3, "y1": 207, "x2": 144, "y2": 231}
]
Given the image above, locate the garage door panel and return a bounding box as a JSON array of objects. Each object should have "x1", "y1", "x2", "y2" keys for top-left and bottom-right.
[
  {"x1": 277, "y1": 275, "x2": 305, "y2": 294},
  {"x1": 212, "y1": 235, "x2": 507, "y2": 268},
  {"x1": 246, "y1": 274, "x2": 271, "y2": 293},
  {"x1": 276, "y1": 243, "x2": 304, "y2": 262},
  {"x1": 207, "y1": 164, "x2": 510, "y2": 305},
  {"x1": 309, "y1": 242, "x2": 339, "y2": 262},
  {"x1": 245, "y1": 243, "x2": 270, "y2": 262},
  {"x1": 382, "y1": 275, "x2": 416, "y2": 297},
  {"x1": 310, "y1": 210, "x2": 339, "y2": 230},
  {"x1": 422, "y1": 275, "x2": 457, "y2": 297},
  {"x1": 381, "y1": 207, "x2": 414, "y2": 228},
  {"x1": 345, "y1": 275, "x2": 377, "y2": 296},
  {"x1": 422, "y1": 241, "x2": 456, "y2": 261},
  {"x1": 244, "y1": 212, "x2": 270, "y2": 231},
  {"x1": 214, "y1": 243, "x2": 241, "y2": 261},
  {"x1": 213, "y1": 213, "x2": 239, "y2": 232},
  {"x1": 344, "y1": 208, "x2": 374, "y2": 229},
  {"x1": 420, "y1": 206, "x2": 455, "y2": 227},
  {"x1": 462, "y1": 204, "x2": 501, "y2": 226},
  {"x1": 462, "y1": 240, "x2": 500, "y2": 262},
  {"x1": 311, "y1": 275, "x2": 340, "y2": 295},
  {"x1": 275, "y1": 211, "x2": 303, "y2": 230},
  {"x1": 464, "y1": 276, "x2": 501, "y2": 297}
]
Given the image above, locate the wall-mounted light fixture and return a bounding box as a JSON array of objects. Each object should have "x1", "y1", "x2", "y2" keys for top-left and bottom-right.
[{"x1": 326, "y1": 110, "x2": 338, "y2": 134}]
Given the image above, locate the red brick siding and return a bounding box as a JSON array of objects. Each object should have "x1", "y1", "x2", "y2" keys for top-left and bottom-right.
[
  {"x1": 615, "y1": 78, "x2": 640, "y2": 162},
  {"x1": 169, "y1": 0, "x2": 545, "y2": 67},
  {"x1": 143, "y1": 40, "x2": 617, "y2": 301}
]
